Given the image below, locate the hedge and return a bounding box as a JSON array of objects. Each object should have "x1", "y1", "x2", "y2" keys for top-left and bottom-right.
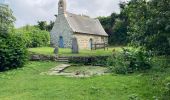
[{"x1": 0, "y1": 33, "x2": 28, "y2": 71}]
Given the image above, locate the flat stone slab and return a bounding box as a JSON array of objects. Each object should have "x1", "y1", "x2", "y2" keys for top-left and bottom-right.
[
  {"x1": 50, "y1": 64, "x2": 70, "y2": 73},
  {"x1": 40, "y1": 64, "x2": 70, "y2": 75},
  {"x1": 41, "y1": 65, "x2": 109, "y2": 77}
]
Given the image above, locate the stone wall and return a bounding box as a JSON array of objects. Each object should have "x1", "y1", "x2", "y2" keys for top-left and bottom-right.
[
  {"x1": 50, "y1": 14, "x2": 73, "y2": 48},
  {"x1": 30, "y1": 54, "x2": 58, "y2": 61},
  {"x1": 74, "y1": 33, "x2": 108, "y2": 49}
]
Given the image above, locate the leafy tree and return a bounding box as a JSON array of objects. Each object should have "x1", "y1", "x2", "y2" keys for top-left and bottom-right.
[
  {"x1": 146, "y1": 0, "x2": 170, "y2": 55},
  {"x1": 16, "y1": 25, "x2": 50, "y2": 48},
  {"x1": 98, "y1": 16, "x2": 113, "y2": 39},
  {"x1": 124, "y1": 0, "x2": 170, "y2": 55},
  {"x1": 37, "y1": 21, "x2": 47, "y2": 30},
  {"x1": 112, "y1": 19, "x2": 128, "y2": 45},
  {"x1": 98, "y1": 11, "x2": 128, "y2": 45},
  {"x1": 37, "y1": 21, "x2": 54, "y2": 32},
  {"x1": 0, "y1": 4, "x2": 15, "y2": 35},
  {"x1": 0, "y1": 4, "x2": 27, "y2": 71}
]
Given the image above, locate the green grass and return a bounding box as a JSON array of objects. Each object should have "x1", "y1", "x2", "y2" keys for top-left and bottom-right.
[
  {"x1": 0, "y1": 61, "x2": 169, "y2": 100},
  {"x1": 28, "y1": 46, "x2": 125, "y2": 57}
]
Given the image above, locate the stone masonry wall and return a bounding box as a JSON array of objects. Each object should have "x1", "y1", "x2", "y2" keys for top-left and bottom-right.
[
  {"x1": 50, "y1": 14, "x2": 73, "y2": 48},
  {"x1": 74, "y1": 33, "x2": 108, "y2": 49}
]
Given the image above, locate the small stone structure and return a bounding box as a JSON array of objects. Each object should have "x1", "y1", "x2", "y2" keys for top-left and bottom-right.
[
  {"x1": 50, "y1": 0, "x2": 108, "y2": 49},
  {"x1": 72, "y1": 37, "x2": 79, "y2": 54},
  {"x1": 54, "y1": 46, "x2": 59, "y2": 54}
]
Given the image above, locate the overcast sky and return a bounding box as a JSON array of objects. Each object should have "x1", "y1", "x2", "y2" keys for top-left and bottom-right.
[{"x1": 2, "y1": 0, "x2": 128, "y2": 28}]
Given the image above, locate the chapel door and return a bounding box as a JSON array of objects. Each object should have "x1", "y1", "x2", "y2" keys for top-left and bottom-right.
[
  {"x1": 59, "y1": 36, "x2": 64, "y2": 48},
  {"x1": 89, "y1": 39, "x2": 93, "y2": 49}
]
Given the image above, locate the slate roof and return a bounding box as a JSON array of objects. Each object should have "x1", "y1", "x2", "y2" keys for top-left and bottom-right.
[{"x1": 65, "y1": 12, "x2": 108, "y2": 36}]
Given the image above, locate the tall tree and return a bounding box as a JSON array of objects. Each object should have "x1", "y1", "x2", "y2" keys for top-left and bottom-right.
[
  {"x1": 37, "y1": 21, "x2": 54, "y2": 32},
  {"x1": 0, "y1": 4, "x2": 15, "y2": 35},
  {"x1": 98, "y1": 10, "x2": 128, "y2": 45},
  {"x1": 124, "y1": 0, "x2": 170, "y2": 55},
  {"x1": 0, "y1": 4, "x2": 27, "y2": 71},
  {"x1": 37, "y1": 21, "x2": 47, "y2": 31}
]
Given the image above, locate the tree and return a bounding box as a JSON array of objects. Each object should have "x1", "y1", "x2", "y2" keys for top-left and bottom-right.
[
  {"x1": 16, "y1": 25, "x2": 50, "y2": 48},
  {"x1": 112, "y1": 19, "x2": 128, "y2": 45},
  {"x1": 37, "y1": 21, "x2": 47, "y2": 30},
  {"x1": 124, "y1": 0, "x2": 170, "y2": 55},
  {"x1": 0, "y1": 4, "x2": 27, "y2": 71},
  {"x1": 146, "y1": 0, "x2": 170, "y2": 55},
  {"x1": 0, "y1": 4, "x2": 15, "y2": 35},
  {"x1": 37, "y1": 21, "x2": 54, "y2": 32},
  {"x1": 98, "y1": 10, "x2": 128, "y2": 45}
]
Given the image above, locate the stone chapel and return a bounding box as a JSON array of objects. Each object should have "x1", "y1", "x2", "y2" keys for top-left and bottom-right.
[{"x1": 50, "y1": 0, "x2": 108, "y2": 49}]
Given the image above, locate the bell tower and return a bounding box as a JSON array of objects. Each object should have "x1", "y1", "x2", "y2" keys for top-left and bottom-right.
[{"x1": 58, "y1": 0, "x2": 66, "y2": 15}]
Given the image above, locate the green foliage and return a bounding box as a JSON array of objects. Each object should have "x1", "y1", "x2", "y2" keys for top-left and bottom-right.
[
  {"x1": 124, "y1": 0, "x2": 170, "y2": 55},
  {"x1": 99, "y1": 0, "x2": 169, "y2": 55},
  {"x1": 37, "y1": 21, "x2": 54, "y2": 32},
  {"x1": 29, "y1": 30, "x2": 50, "y2": 47},
  {"x1": 37, "y1": 21, "x2": 47, "y2": 30},
  {"x1": 98, "y1": 12, "x2": 128, "y2": 45},
  {"x1": 128, "y1": 94, "x2": 140, "y2": 100},
  {"x1": 16, "y1": 25, "x2": 50, "y2": 48},
  {"x1": 0, "y1": 4, "x2": 16, "y2": 32},
  {"x1": 0, "y1": 4, "x2": 27, "y2": 71},
  {"x1": 146, "y1": 34, "x2": 170, "y2": 55},
  {"x1": 107, "y1": 48, "x2": 152, "y2": 74},
  {"x1": 0, "y1": 33, "x2": 28, "y2": 71},
  {"x1": 162, "y1": 82, "x2": 170, "y2": 99},
  {"x1": 112, "y1": 19, "x2": 128, "y2": 45}
]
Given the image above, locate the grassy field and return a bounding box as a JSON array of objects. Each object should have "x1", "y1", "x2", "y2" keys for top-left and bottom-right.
[
  {"x1": 28, "y1": 46, "x2": 125, "y2": 57},
  {"x1": 0, "y1": 61, "x2": 169, "y2": 100}
]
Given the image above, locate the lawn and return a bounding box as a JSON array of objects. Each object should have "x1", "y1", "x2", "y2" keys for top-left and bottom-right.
[
  {"x1": 0, "y1": 61, "x2": 169, "y2": 100},
  {"x1": 28, "y1": 46, "x2": 125, "y2": 57}
]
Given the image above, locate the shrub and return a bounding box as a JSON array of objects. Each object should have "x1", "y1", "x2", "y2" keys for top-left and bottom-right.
[
  {"x1": 0, "y1": 33, "x2": 28, "y2": 71},
  {"x1": 146, "y1": 34, "x2": 170, "y2": 55},
  {"x1": 107, "y1": 48, "x2": 152, "y2": 74},
  {"x1": 16, "y1": 26, "x2": 50, "y2": 48},
  {"x1": 30, "y1": 30, "x2": 50, "y2": 47},
  {"x1": 162, "y1": 82, "x2": 170, "y2": 99}
]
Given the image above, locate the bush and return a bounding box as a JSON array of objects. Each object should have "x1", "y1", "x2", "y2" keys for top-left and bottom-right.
[
  {"x1": 30, "y1": 30, "x2": 50, "y2": 47},
  {"x1": 162, "y1": 82, "x2": 170, "y2": 99},
  {"x1": 146, "y1": 34, "x2": 170, "y2": 55},
  {"x1": 16, "y1": 26, "x2": 50, "y2": 48},
  {"x1": 107, "y1": 48, "x2": 152, "y2": 74},
  {"x1": 0, "y1": 33, "x2": 28, "y2": 71}
]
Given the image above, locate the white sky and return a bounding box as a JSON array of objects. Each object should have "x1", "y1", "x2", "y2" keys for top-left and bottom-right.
[{"x1": 3, "y1": 0, "x2": 129, "y2": 28}]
